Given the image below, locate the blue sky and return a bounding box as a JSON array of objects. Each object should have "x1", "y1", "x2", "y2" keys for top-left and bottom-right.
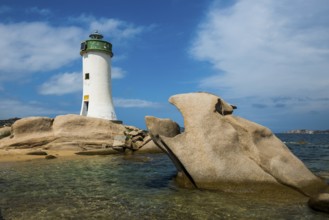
[{"x1": 0, "y1": 0, "x2": 328, "y2": 132}]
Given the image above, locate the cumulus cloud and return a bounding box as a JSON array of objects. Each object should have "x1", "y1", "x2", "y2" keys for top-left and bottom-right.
[
  {"x1": 0, "y1": 99, "x2": 63, "y2": 118},
  {"x1": 114, "y1": 98, "x2": 161, "y2": 108},
  {"x1": 39, "y1": 72, "x2": 82, "y2": 95},
  {"x1": 0, "y1": 16, "x2": 145, "y2": 82},
  {"x1": 191, "y1": 0, "x2": 329, "y2": 103},
  {"x1": 89, "y1": 18, "x2": 144, "y2": 40},
  {"x1": 0, "y1": 22, "x2": 83, "y2": 80},
  {"x1": 39, "y1": 65, "x2": 125, "y2": 95},
  {"x1": 69, "y1": 14, "x2": 147, "y2": 44}
]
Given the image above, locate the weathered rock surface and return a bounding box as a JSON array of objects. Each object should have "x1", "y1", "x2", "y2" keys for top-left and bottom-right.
[
  {"x1": 0, "y1": 114, "x2": 154, "y2": 154},
  {"x1": 146, "y1": 92, "x2": 327, "y2": 197},
  {"x1": 145, "y1": 116, "x2": 181, "y2": 138},
  {"x1": 140, "y1": 116, "x2": 182, "y2": 153},
  {"x1": 0, "y1": 127, "x2": 11, "y2": 139}
]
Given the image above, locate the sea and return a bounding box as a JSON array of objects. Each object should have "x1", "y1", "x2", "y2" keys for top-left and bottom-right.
[{"x1": 0, "y1": 134, "x2": 328, "y2": 219}]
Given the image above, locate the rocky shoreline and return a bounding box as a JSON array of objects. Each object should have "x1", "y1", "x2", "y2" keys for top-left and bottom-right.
[
  {"x1": 0, "y1": 114, "x2": 181, "y2": 162},
  {"x1": 1, "y1": 92, "x2": 328, "y2": 214}
]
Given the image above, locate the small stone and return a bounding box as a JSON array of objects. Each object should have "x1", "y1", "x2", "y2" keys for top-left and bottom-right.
[
  {"x1": 128, "y1": 130, "x2": 139, "y2": 136},
  {"x1": 125, "y1": 125, "x2": 139, "y2": 131},
  {"x1": 45, "y1": 155, "x2": 57, "y2": 159},
  {"x1": 132, "y1": 135, "x2": 143, "y2": 142}
]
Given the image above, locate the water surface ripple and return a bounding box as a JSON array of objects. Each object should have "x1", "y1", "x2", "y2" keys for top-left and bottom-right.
[{"x1": 0, "y1": 134, "x2": 328, "y2": 219}]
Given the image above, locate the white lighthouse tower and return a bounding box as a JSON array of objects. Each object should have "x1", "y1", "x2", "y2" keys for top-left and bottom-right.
[{"x1": 80, "y1": 31, "x2": 118, "y2": 121}]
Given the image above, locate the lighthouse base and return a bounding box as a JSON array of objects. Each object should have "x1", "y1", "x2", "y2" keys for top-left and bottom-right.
[{"x1": 111, "y1": 120, "x2": 123, "y2": 124}]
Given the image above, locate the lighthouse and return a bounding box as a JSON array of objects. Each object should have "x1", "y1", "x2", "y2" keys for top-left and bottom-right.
[{"x1": 80, "y1": 31, "x2": 118, "y2": 121}]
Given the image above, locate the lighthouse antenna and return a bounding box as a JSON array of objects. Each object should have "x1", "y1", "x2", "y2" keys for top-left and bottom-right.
[{"x1": 89, "y1": 30, "x2": 103, "y2": 40}]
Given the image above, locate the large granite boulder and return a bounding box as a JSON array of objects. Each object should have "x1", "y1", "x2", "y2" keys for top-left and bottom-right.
[
  {"x1": 12, "y1": 117, "x2": 53, "y2": 138},
  {"x1": 139, "y1": 116, "x2": 181, "y2": 153},
  {"x1": 0, "y1": 114, "x2": 150, "y2": 154},
  {"x1": 145, "y1": 116, "x2": 181, "y2": 138},
  {"x1": 146, "y1": 92, "x2": 327, "y2": 197}
]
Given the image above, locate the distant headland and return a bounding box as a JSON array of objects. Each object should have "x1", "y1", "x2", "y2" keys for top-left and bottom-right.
[
  {"x1": 285, "y1": 129, "x2": 329, "y2": 134},
  {"x1": 0, "y1": 118, "x2": 21, "y2": 127}
]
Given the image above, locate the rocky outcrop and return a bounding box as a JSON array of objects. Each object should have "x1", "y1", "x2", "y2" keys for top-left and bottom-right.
[
  {"x1": 0, "y1": 117, "x2": 20, "y2": 127},
  {"x1": 0, "y1": 127, "x2": 11, "y2": 139},
  {"x1": 145, "y1": 116, "x2": 181, "y2": 138},
  {"x1": 0, "y1": 114, "x2": 154, "y2": 154},
  {"x1": 146, "y1": 92, "x2": 328, "y2": 197},
  {"x1": 142, "y1": 116, "x2": 181, "y2": 153}
]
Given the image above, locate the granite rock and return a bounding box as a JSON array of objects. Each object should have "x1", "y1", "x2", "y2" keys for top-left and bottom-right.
[{"x1": 146, "y1": 92, "x2": 327, "y2": 196}]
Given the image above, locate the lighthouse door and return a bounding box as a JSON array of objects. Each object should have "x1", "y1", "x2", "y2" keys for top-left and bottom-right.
[
  {"x1": 81, "y1": 101, "x2": 89, "y2": 116},
  {"x1": 84, "y1": 101, "x2": 89, "y2": 112}
]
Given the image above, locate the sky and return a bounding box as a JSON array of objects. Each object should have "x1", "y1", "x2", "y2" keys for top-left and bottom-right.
[{"x1": 0, "y1": 0, "x2": 328, "y2": 132}]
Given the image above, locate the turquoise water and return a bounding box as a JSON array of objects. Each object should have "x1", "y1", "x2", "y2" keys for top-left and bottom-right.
[{"x1": 0, "y1": 134, "x2": 328, "y2": 219}]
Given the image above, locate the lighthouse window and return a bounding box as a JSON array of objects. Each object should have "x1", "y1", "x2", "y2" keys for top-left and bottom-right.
[
  {"x1": 81, "y1": 42, "x2": 87, "y2": 50},
  {"x1": 85, "y1": 73, "x2": 90, "y2": 80}
]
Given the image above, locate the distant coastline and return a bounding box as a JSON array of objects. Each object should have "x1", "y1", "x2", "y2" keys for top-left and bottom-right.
[
  {"x1": 0, "y1": 118, "x2": 21, "y2": 127},
  {"x1": 284, "y1": 129, "x2": 329, "y2": 134},
  {"x1": 1, "y1": 117, "x2": 329, "y2": 135}
]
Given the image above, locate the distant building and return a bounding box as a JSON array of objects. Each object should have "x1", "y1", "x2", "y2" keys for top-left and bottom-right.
[{"x1": 80, "y1": 31, "x2": 118, "y2": 121}]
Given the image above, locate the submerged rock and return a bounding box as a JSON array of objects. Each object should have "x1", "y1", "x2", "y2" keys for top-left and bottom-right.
[{"x1": 146, "y1": 92, "x2": 327, "y2": 197}]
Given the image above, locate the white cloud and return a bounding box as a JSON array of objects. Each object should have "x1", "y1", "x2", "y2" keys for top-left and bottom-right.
[
  {"x1": 39, "y1": 66, "x2": 125, "y2": 95},
  {"x1": 0, "y1": 16, "x2": 144, "y2": 82},
  {"x1": 0, "y1": 22, "x2": 83, "y2": 81},
  {"x1": 191, "y1": 0, "x2": 329, "y2": 104},
  {"x1": 39, "y1": 72, "x2": 82, "y2": 95},
  {"x1": 89, "y1": 18, "x2": 144, "y2": 40},
  {"x1": 70, "y1": 15, "x2": 146, "y2": 44},
  {"x1": 114, "y1": 98, "x2": 161, "y2": 108},
  {"x1": 112, "y1": 67, "x2": 126, "y2": 79},
  {"x1": 0, "y1": 99, "x2": 63, "y2": 118}
]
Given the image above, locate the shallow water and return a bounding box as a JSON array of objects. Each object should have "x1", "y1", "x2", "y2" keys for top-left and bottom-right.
[{"x1": 0, "y1": 134, "x2": 328, "y2": 219}]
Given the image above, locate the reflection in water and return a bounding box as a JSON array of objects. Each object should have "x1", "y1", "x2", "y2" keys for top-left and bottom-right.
[{"x1": 0, "y1": 134, "x2": 328, "y2": 219}]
